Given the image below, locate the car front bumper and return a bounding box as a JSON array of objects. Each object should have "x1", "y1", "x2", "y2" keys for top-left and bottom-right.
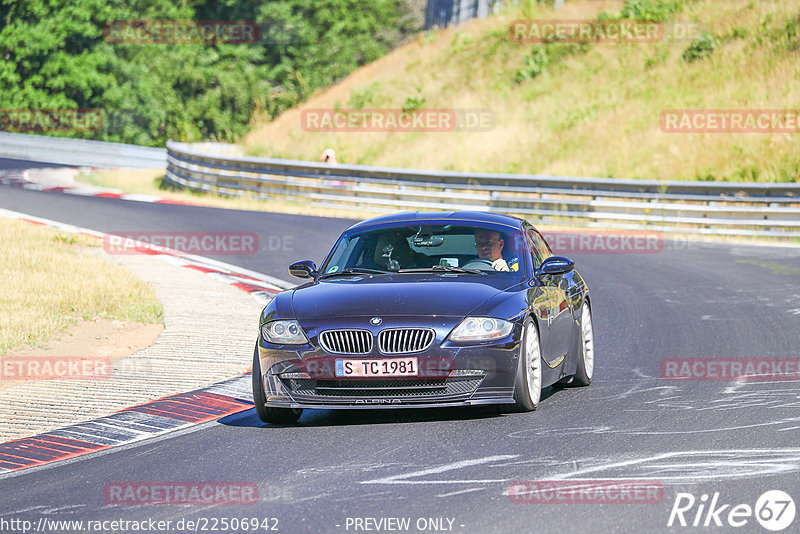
[{"x1": 257, "y1": 325, "x2": 521, "y2": 409}]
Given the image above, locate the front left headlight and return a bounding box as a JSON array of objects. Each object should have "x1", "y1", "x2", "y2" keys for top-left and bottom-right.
[
  {"x1": 448, "y1": 317, "x2": 514, "y2": 342},
  {"x1": 261, "y1": 320, "x2": 308, "y2": 344}
]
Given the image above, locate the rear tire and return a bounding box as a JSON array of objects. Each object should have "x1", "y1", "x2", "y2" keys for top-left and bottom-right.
[
  {"x1": 252, "y1": 344, "x2": 303, "y2": 424},
  {"x1": 570, "y1": 304, "x2": 594, "y2": 387},
  {"x1": 510, "y1": 319, "x2": 542, "y2": 412}
]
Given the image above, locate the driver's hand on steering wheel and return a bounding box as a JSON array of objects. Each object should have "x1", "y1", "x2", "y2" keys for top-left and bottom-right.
[{"x1": 492, "y1": 258, "x2": 510, "y2": 272}]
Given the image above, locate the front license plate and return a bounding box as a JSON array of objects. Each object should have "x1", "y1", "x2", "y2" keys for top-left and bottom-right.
[{"x1": 335, "y1": 357, "x2": 418, "y2": 377}]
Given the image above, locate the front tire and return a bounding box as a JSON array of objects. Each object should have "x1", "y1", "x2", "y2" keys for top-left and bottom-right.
[
  {"x1": 252, "y1": 344, "x2": 303, "y2": 424},
  {"x1": 570, "y1": 303, "x2": 594, "y2": 387},
  {"x1": 510, "y1": 318, "x2": 542, "y2": 412}
]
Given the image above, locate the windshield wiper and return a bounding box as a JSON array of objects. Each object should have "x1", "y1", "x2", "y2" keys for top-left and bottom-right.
[
  {"x1": 398, "y1": 265, "x2": 487, "y2": 275},
  {"x1": 320, "y1": 267, "x2": 391, "y2": 279}
]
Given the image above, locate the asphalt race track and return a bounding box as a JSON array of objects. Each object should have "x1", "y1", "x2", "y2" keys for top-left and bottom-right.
[{"x1": 2, "y1": 159, "x2": 800, "y2": 533}]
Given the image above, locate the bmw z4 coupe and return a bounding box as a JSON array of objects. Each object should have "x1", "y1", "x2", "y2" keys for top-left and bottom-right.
[{"x1": 253, "y1": 211, "x2": 594, "y2": 423}]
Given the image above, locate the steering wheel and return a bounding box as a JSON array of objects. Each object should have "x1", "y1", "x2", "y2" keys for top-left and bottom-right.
[{"x1": 462, "y1": 259, "x2": 494, "y2": 270}]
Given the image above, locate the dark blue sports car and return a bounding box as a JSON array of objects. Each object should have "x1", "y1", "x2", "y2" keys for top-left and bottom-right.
[{"x1": 253, "y1": 211, "x2": 594, "y2": 423}]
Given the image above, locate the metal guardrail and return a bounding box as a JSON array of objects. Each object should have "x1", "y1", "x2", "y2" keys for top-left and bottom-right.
[
  {"x1": 166, "y1": 140, "x2": 800, "y2": 238},
  {"x1": 0, "y1": 132, "x2": 166, "y2": 169}
]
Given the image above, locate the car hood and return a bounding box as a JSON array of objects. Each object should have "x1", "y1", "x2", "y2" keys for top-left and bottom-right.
[{"x1": 291, "y1": 274, "x2": 517, "y2": 320}]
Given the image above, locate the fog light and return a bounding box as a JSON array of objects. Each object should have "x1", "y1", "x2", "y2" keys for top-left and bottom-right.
[{"x1": 279, "y1": 372, "x2": 311, "y2": 379}]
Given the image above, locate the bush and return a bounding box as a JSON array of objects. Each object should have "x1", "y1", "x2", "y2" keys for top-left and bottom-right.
[
  {"x1": 349, "y1": 83, "x2": 383, "y2": 109},
  {"x1": 682, "y1": 31, "x2": 718, "y2": 62},
  {"x1": 772, "y1": 13, "x2": 800, "y2": 51},
  {"x1": 401, "y1": 87, "x2": 426, "y2": 112},
  {"x1": 514, "y1": 40, "x2": 588, "y2": 84},
  {"x1": 619, "y1": 0, "x2": 683, "y2": 22},
  {"x1": 515, "y1": 47, "x2": 549, "y2": 83}
]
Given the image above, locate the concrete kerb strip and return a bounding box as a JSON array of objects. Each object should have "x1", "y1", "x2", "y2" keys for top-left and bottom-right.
[
  {"x1": 0, "y1": 208, "x2": 295, "y2": 471},
  {"x1": 0, "y1": 374, "x2": 254, "y2": 475}
]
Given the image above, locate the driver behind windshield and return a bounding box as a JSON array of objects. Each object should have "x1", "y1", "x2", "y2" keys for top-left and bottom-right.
[{"x1": 474, "y1": 229, "x2": 519, "y2": 272}]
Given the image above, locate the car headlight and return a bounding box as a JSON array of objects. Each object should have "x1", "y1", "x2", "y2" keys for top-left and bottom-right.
[
  {"x1": 448, "y1": 317, "x2": 514, "y2": 342},
  {"x1": 261, "y1": 320, "x2": 308, "y2": 344}
]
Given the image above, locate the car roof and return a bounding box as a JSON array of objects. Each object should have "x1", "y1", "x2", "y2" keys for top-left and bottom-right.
[{"x1": 347, "y1": 211, "x2": 526, "y2": 232}]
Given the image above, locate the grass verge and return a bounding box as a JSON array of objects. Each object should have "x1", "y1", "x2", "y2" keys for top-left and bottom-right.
[{"x1": 0, "y1": 218, "x2": 164, "y2": 355}]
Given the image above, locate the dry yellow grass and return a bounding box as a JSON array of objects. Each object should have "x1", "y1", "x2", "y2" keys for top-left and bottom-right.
[
  {"x1": 0, "y1": 218, "x2": 164, "y2": 355},
  {"x1": 243, "y1": 0, "x2": 800, "y2": 182},
  {"x1": 78, "y1": 168, "x2": 167, "y2": 195}
]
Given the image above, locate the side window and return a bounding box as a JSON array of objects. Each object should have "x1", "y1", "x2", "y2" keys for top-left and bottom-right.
[
  {"x1": 533, "y1": 230, "x2": 553, "y2": 260},
  {"x1": 525, "y1": 229, "x2": 543, "y2": 269}
]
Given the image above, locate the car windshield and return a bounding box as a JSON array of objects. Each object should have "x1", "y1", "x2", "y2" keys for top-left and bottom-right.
[{"x1": 321, "y1": 223, "x2": 526, "y2": 278}]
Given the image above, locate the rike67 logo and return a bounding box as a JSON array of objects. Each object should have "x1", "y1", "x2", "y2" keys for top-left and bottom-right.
[{"x1": 668, "y1": 490, "x2": 795, "y2": 531}]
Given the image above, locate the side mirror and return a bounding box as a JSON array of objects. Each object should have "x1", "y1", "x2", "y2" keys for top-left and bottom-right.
[
  {"x1": 289, "y1": 260, "x2": 317, "y2": 279},
  {"x1": 538, "y1": 256, "x2": 575, "y2": 276}
]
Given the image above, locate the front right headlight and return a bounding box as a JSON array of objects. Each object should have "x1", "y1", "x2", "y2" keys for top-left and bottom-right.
[
  {"x1": 448, "y1": 317, "x2": 514, "y2": 342},
  {"x1": 261, "y1": 320, "x2": 308, "y2": 345}
]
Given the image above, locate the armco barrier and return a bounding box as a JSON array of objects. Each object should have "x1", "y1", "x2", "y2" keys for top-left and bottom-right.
[
  {"x1": 1, "y1": 132, "x2": 796, "y2": 237},
  {"x1": 165, "y1": 140, "x2": 800, "y2": 238},
  {"x1": 0, "y1": 131, "x2": 166, "y2": 169}
]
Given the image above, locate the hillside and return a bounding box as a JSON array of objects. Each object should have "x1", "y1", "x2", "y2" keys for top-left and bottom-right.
[{"x1": 243, "y1": 0, "x2": 800, "y2": 182}]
